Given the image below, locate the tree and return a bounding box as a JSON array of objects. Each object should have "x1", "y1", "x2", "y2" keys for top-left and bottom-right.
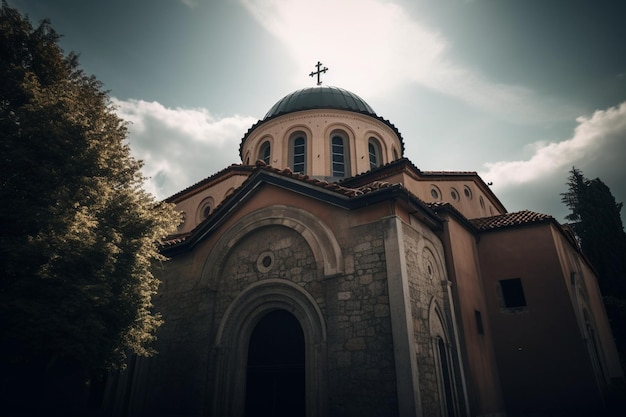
[
  {"x1": 562, "y1": 167, "x2": 626, "y2": 373},
  {"x1": 561, "y1": 167, "x2": 626, "y2": 297},
  {"x1": 0, "y1": 0, "x2": 179, "y2": 394}
]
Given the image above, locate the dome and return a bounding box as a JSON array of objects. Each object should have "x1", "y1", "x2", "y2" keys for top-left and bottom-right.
[{"x1": 263, "y1": 86, "x2": 376, "y2": 120}]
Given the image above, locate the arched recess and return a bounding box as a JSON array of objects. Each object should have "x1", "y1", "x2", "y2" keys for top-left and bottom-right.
[
  {"x1": 325, "y1": 123, "x2": 355, "y2": 178},
  {"x1": 257, "y1": 137, "x2": 273, "y2": 165},
  {"x1": 285, "y1": 126, "x2": 312, "y2": 175},
  {"x1": 211, "y1": 279, "x2": 328, "y2": 417},
  {"x1": 429, "y1": 298, "x2": 459, "y2": 417},
  {"x1": 201, "y1": 205, "x2": 343, "y2": 288}
]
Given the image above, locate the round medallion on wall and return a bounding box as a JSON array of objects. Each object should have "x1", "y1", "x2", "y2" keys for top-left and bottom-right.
[{"x1": 256, "y1": 251, "x2": 275, "y2": 273}]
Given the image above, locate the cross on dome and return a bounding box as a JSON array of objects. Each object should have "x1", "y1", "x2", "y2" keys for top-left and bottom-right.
[{"x1": 309, "y1": 61, "x2": 328, "y2": 86}]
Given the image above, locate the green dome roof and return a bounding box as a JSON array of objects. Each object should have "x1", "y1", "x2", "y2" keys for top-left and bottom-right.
[{"x1": 263, "y1": 86, "x2": 376, "y2": 120}]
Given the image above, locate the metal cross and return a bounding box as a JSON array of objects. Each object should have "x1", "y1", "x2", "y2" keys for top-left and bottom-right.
[{"x1": 309, "y1": 61, "x2": 328, "y2": 86}]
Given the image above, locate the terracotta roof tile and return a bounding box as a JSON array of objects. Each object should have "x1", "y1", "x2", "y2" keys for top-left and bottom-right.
[
  {"x1": 164, "y1": 164, "x2": 254, "y2": 203},
  {"x1": 162, "y1": 232, "x2": 192, "y2": 247},
  {"x1": 162, "y1": 162, "x2": 406, "y2": 248},
  {"x1": 471, "y1": 210, "x2": 553, "y2": 231}
]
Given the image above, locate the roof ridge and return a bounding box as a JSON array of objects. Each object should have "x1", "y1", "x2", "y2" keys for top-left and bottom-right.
[{"x1": 471, "y1": 209, "x2": 553, "y2": 231}]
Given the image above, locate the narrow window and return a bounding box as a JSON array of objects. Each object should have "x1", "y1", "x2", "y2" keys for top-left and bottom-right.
[
  {"x1": 437, "y1": 338, "x2": 456, "y2": 417},
  {"x1": 368, "y1": 138, "x2": 382, "y2": 169},
  {"x1": 258, "y1": 141, "x2": 271, "y2": 165},
  {"x1": 500, "y1": 278, "x2": 527, "y2": 308},
  {"x1": 291, "y1": 134, "x2": 306, "y2": 174},
  {"x1": 474, "y1": 310, "x2": 484, "y2": 335},
  {"x1": 331, "y1": 132, "x2": 349, "y2": 177}
]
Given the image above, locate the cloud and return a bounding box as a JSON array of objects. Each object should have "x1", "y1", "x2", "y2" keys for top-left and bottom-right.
[
  {"x1": 112, "y1": 98, "x2": 257, "y2": 199},
  {"x1": 480, "y1": 102, "x2": 626, "y2": 187},
  {"x1": 479, "y1": 102, "x2": 626, "y2": 220},
  {"x1": 239, "y1": 0, "x2": 573, "y2": 123}
]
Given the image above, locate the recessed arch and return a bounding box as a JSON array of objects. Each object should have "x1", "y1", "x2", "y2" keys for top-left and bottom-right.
[
  {"x1": 429, "y1": 298, "x2": 459, "y2": 417},
  {"x1": 325, "y1": 123, "x2": 356, "y2": 178},
  {"x1": 212, "y1": 279, "x2": 328, "y2": 417},
  {"x1": 257, "y1": 137, "x2": 273, "y2": 165},
  {"x1": 429, "y1": 298, "x2": 450, "y2": 340},
  {"x1": 201, "y1": 205, "x2": 343, "y2": 288},
  {"x1": 289, "y1": 131, "x2": 308, "y2": 174}
]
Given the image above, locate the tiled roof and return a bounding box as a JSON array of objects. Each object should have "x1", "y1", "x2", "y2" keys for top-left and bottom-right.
[
  {"x1": 421, "y1": 170, "x2": 478, "y2": 177},
  {"x1": 160, "y1": 161, "x2": 409, "y2": 249},
  {"x1": 164, "y1": 164, "x2": 254, "y2": 203},
  {"x1": 162, "y1": 232, "x2": 192, "y2": 247},
  {"x1": 471, "y1": 210, "x2": 553, "y2": 231},
  {"x1": 246, "y1": 160, "x2": 401, "y2": 198}
]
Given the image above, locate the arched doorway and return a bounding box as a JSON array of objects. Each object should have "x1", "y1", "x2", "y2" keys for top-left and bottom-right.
[{"x1": 245, "y1": 310, "x2": 305, "y2": 417}]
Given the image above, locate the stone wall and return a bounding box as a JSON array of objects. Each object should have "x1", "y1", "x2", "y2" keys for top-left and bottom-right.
[
  {"x1": 326, "y1": 220, "x2": 398, "y2": 416},
  {"x1": 117, "y1": 214, "x2": 403, "y2": 417},
  {"x1": 403, "y1": 221, "x2": 453, "y2": 417}
]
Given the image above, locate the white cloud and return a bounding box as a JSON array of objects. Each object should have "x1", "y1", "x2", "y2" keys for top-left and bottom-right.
[
  {"x1": 112, "y1": 98, "x2": 257, "y2": 199},
  {"x1": 478, "y1": 101, "x2": 626, "y2": 221},
  {"x1": 479, "y1": 102, "x2": 626, "y2": 188},
  {"x1": 240, "y1": 0, "x2": 572, "y2": 123}
]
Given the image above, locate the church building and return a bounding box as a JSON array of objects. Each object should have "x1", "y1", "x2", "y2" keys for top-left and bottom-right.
[{"x1": 105, "y1": 76, "x2": 623, "y2": 416}]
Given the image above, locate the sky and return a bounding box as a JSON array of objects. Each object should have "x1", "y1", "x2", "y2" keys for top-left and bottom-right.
[{"x1": 12, "y1": 0, "x2": 626, "y2": 223}]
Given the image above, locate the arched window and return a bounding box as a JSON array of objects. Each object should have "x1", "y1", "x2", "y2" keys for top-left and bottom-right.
[
  {"x1": 290, "y1": 133, "x2": 307, "y2": 174},
  {"x1": 368, "y1": 138, "x2": 382, "y2": 169},
  {"x1": 331, "y1": 131, "x2": 349, "y2": 178},
  {"x1": 258, "y1": 141, "x2": 271, "y2": 165}
]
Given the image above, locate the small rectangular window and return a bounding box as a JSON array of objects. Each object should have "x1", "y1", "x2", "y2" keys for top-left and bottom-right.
[
  {"x1": 474, "y1": 310, "x2": 484, "y2": 334},
  {"x1": 499, "y1": 278, "x2": 527, "y2": 308}
]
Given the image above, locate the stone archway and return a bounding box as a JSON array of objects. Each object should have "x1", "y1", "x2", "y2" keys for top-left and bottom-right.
[
  {"x1": 201, "y1": 205, "x2": 344, "y2": 289},
  {"x1": 212, "y1": 279, "x2": 327, "y2": 417}
]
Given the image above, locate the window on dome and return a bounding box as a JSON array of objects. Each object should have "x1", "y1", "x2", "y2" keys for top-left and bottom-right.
[
  {"x1": 290, "y1": 134, "x2": 307, "y2": 174},
  {"x1": 331, "y1": 132, "x2": 349, "y2": 177},
  {"x1": 259, "y1": 141, "x2": 271, "y2": 165},
  {"x1": 368, "y1": 138, "x2": 382, "y2": 169}
]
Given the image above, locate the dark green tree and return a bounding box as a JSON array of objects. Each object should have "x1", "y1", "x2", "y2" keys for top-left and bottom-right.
[
  {"x1": 561, "y1": 167, "x2": 626, "y2": 297},
  {"x1": 0, "y1": 0, "x2": 179, "y2": 393},
  {"x1": 562, "y1": 167, "x2": 626, "y2": 375}
]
